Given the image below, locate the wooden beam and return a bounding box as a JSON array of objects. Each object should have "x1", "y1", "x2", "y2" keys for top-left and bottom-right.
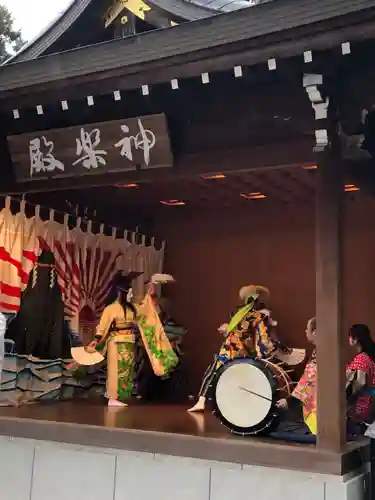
[
  {"x1": 316, "y1": 148, "x2": 346, "y2": 451},
  {"x1": 1, "y1": 139, "x2": 315, "y2": 195}
]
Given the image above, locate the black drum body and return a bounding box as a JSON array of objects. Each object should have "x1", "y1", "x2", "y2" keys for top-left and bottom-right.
[{"x1": 210, "y1": 357, "x2": 292, "y2": 436}]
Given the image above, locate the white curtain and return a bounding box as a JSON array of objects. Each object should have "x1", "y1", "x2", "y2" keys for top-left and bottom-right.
[{"x1": 0, "y1": 197, "x2": 165, "y2": 339}]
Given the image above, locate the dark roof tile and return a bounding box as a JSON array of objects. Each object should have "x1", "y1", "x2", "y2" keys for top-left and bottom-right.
[{"x1": 1, "y1": 0, "x2": 375, "y2": 92}]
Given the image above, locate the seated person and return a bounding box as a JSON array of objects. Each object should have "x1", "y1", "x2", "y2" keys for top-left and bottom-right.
[
  {"x1": 346, "y1": 324, "x2": 375, "y2": 426},
  {"x1": 276, "y1": 316, "x2": 317, "y2": 434},
  {"x1": 276, "y1": 320, "x2": 375, "y2": 438}
]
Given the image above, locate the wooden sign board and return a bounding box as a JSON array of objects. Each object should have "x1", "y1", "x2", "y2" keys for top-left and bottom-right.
[{"x1": 7, "y1": 113, "x2": 173, "y2": 183}]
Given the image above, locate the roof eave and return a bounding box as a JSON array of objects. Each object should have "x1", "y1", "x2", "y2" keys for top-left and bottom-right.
[
  {"x1": 2, "y1": 0, "x2": 375, "y2": 99},
  {"x1": 4, "y1": 0, "x2": 93, "y2": 64}
]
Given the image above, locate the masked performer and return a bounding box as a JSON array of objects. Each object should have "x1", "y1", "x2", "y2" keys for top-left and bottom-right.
[
  {"x1": 85, "y1": 271, "x2": 142, "y2": 407},
  {"x1": 85, "y1": 272, "x2": 178, "y2": 407},
  {"x1": 189, "y1": 285, "x2": 305, "y2": 413},
  {"x1": 137, "y1": 274, "x2": 179, "y2": 378},
  {"x1": 147, "y1": 273, "x2": 186, "y2": 347},
  {"x1": 137, "y1": 274, "x2": 188, "y2": 401}
]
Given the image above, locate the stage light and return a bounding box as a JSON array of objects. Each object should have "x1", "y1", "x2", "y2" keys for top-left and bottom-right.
[
  {"x1": 160, "y1": 200, "x2": 185, "y2": 206},
  {"x1": 302, "y1": 164, "x2": 318, "y2": 170},
  {"x1": 201, "y1": 174, "x2": 226, "y2": 180},
  {"x1": 116, "y1": 183, "x2": 138, "y2": 188},
  {"x1": 345, "y1": 184, "x2": 360, "y2": 192},
  {"x1": 240, "y1": 192, "x2": 266, "y2": 200}
]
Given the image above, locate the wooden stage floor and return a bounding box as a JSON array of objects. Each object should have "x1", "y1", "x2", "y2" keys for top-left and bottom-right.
[
  {"x1": 0, "y1": 401, "x2": 369, "y2": 475},
  {"x1": 0, "y1": 401, "x2": 225, "y2": 438}
]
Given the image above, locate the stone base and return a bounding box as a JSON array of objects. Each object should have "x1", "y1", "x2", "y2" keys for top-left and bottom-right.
[{"x1": 0, "y1": 435, "x2": 369, "y2": 500}]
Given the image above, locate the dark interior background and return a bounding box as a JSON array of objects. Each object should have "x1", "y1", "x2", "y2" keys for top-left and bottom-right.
[
  {"x1": 155, "y1": 195, "x2": 375, "y2": 392},
  {"x1": 16, "y1": 168, "x2": 374, "y2": 393}
]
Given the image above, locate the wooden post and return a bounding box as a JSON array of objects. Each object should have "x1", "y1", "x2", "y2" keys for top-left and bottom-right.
[{"x1": 315, "y1": 148, "x2": 346, "y2": 450}]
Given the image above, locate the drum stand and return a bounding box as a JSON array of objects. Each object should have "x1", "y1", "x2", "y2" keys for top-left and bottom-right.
[{"x1": 262, "y1": 357, "x2": 295, "y2": 398}]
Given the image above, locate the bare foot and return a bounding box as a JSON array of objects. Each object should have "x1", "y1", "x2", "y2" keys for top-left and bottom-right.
[
  {"x1": 108, "y1": 399, "x2": 128, "y2": 407},
  {"x1": 187, "y1": 396, "x2": 206, "y2": 413}
]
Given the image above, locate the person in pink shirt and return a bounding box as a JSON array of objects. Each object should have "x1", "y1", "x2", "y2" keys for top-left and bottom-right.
[{"x1": 346, "y1": 324, "x2": 375, "y2": 424}]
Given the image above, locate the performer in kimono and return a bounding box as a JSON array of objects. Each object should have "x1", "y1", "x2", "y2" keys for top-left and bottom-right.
[
  {"x1": 85, "y1": 271, "x2": 142, "y2": 407},
  {"x1": 147, "y1": 274, "x2": 187, "y2": 349},
  {"x1": 85, "y1": 271, "x2": 178, "y2": 407},
  {"x1": 138, "y1": 274, "x2": 189, "y2": 401},
  {"x1": 188, "y1": 285, "x2": 305, "y2": 413},
  {"x1": 135, "y1": 274, "x2": 174, "y2": 397},
  {"x1": 137, "y1": 274, "x2": 179, "y2": 379}
]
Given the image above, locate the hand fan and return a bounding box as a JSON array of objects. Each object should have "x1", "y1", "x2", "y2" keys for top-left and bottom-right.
[{"x1": 71, "y1": 347, "x2": 104, "y2": 366}]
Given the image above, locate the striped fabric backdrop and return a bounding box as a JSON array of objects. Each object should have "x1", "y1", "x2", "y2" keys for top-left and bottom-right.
[{"x1": 0, "y1": 199, "x2": 164, "y2": 335}]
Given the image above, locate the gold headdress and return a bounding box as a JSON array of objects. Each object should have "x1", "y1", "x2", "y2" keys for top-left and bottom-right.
[{"x1": 238, "y1": 285, "x2": 270, "y2": 305}]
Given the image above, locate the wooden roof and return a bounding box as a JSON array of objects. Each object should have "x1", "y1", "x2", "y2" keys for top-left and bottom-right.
[
  {"x1": 2, "y1": 0, "x2": 375, "y2": 98},
  {"x1": 6, "y1": 0, "x2": 93, "y2": 63},
  {"x1": 7, "y1": 0, "x2": 260, "y2": 65}
]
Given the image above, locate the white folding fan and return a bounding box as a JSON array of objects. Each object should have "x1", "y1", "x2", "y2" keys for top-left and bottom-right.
[
  {"x1": 71, "y1": 347, "x2": 104, "y2": 366},
  {"x1": 151, "y1": 273, "x2": 175, "y2": 284}
]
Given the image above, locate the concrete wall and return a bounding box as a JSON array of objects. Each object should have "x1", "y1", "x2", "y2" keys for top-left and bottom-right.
[{"x1": 0, "y1": 435, "x2": 369, "y2": 500}]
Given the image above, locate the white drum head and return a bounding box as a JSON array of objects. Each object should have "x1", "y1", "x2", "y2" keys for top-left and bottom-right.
[
  {"x1": 215, "y1": 362, "x2": 273, "y2": 430},
  {"x1": 71, "y1": 347, "x2": 104, "y2": 366}
]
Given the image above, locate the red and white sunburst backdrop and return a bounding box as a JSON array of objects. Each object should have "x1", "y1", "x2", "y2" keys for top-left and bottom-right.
[{"x1": 0, "y1": 198, "x2": 164, "y2": 337}]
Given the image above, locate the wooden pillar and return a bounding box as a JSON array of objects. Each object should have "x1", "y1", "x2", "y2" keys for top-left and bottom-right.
[{"x1": 316, "y1": 148, "x2": 346, "y2": 450}]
